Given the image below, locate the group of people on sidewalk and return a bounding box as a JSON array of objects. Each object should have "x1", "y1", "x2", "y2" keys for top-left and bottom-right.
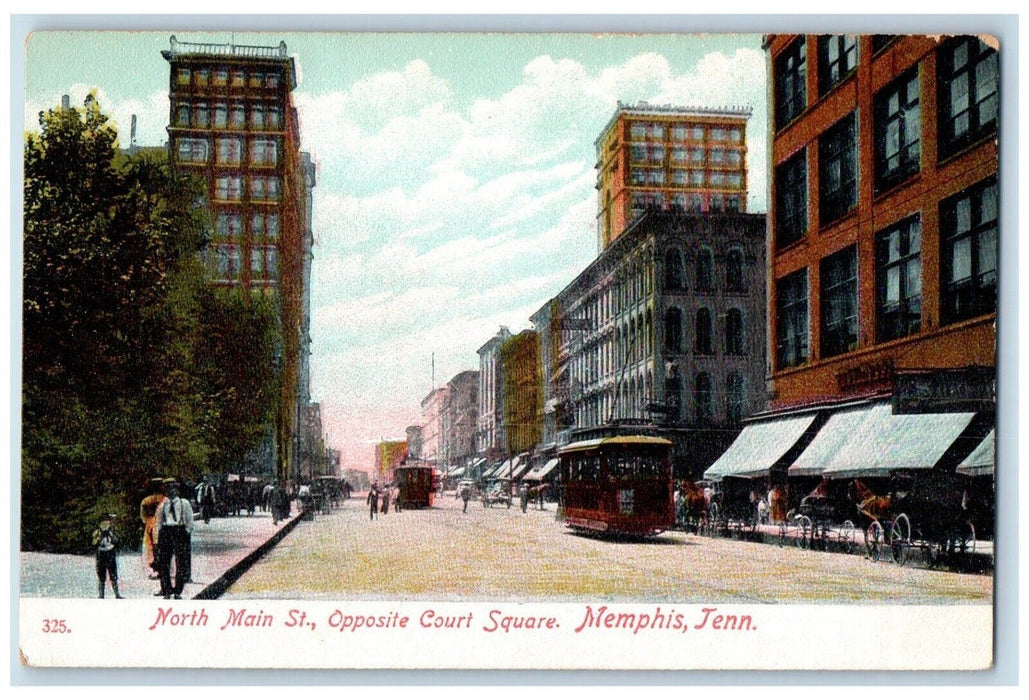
[{"x1": 367, "y1": 482, "x2": 401, "y2": 520}]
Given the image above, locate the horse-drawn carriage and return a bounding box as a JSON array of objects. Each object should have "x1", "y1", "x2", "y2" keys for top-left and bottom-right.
[
  {"x1": 780, "y1": 478, "x2": 857, "y2": 553},
  {"x1": 850, "y1": 471, "x2": 978, "y2": 568},
  {"x1": 705, "y1": 476, "x2": 759, "y2": 539}
]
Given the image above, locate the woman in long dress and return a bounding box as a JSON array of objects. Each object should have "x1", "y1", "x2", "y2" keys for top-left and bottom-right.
[{"x1": 139, "y1": 479, "x2": 166, "y2": 579}]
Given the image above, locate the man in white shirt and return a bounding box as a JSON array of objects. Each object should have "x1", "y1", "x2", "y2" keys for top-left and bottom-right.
[{"x1": 154, "y1": 479, "x2": 195, "y2": 599}]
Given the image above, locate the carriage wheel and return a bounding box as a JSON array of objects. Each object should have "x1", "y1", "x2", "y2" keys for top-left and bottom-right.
[
  {"x1": 890, "y1": 514, "x2": 911, "y2": 566},
  {"x1": 866, "y1": 520, "x2": 884, "y2": 562},
  {"x1": 954, "y1": 521, "x2": 977, "y2": 571},
  {"x1": 796, "y1": 515, "x2": 812, "y2": 550},
  {"x1": 840, "y1": 520, "x2": 857, "y2": 555}
]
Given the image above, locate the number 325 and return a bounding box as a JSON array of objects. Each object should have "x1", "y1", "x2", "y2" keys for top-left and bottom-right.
[{"x1": 42, "y1": 619, "x2": 70, "y2": 633}]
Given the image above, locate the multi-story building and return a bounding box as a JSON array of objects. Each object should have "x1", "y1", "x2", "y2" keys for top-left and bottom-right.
[
  {"x1": 405, "y1": 425, "x2": 424, "y2": 461},
  {"x1": 706, "y1": 35, "x2": 997, "y2": 505},
  {"x1": 500, "y1": 331, "x2": 542, "y2": 457},
  {"x1": 419, "y1": 386, "x2": 449, "y2": 467},
  {"x1": 375, "y1": 441, "x2": 408, "y2": 483},
  {"x1": 476, "y1": 327, "x2": 512, "y2": 459},
  {"x1": 596, "y1": 101, "x2": 752, "y2": 251},
  {"x1": 162, "y1": 36, "x2": 311, "y2": 484},
  {"x1": 533, "y1": 209, "x2": 766, "y2": 478},
  {"x1": 443, "y1": 370, "x2": 479, "y2": 470}
]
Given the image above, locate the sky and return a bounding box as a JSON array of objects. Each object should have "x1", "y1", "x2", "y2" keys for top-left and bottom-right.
[{"x1": 23, "y1": 30, "x2": 769, "y2": 471}]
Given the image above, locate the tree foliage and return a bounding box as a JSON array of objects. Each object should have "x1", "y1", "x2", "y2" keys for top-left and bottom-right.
[{"x1": 22, "y1": 95, "x2": 280, "y2": 553}]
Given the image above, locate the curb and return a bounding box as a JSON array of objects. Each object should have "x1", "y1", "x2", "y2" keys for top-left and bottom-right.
[{"x1": 191, "y1": 513, "x2": 303, "y2": 600}]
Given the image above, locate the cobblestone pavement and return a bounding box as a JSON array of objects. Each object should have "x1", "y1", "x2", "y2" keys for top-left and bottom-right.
[
  {"x1": 20, "y1": 508, "x2": 296, "y2": 599},
  {"x1": 224, "y1": 492, "x2": 993, "y2": 604}
]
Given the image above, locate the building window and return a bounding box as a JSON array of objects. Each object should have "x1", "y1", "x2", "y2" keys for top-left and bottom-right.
[
  {"x1": 937, "y1": 37, "x2": 999, "y2": 160},
  {"x1": 689, "y1": 170, "x2": 704, "y2": 186},
  {"x1": 216, "y1": 137, "x2": 243, "y2": 165},
  {"x1": 820, "y1": 245, "x2": 859, "y2": 358},
  {"x1": 213, "y1": 69, "x2": 228, "y2": 86},
  {"x1": 696, "y1": 247, "x2": 714, "y2": 291},
  {"x1": 252, "y1": 213, "x2": 280, "y2": 241},
  {"x1": 664, "y1": 308, "x2": 683, "y2": 353},
  {"x1": 648, "y1": 123, "x2": 664, "y2": 139},
  {"x1": 252, "y1": 105, "x2": 265, "y2": 129},
  {"x1": 708, "y1": 172, "x2": 726, "y2": 187},
  {"x1": 249, "y1": 72, "x2": 264, "y2": 88},
  {"x1": 710, "y1": 194, "x2": 725, "y2": 212},
  {"x1": 729, "y1": 128, "x2": 742, "y2": 143},
  {"x1": 630, "y1": 144, "x2": 647, "y2": 162},
  {"x1": 215, "y1": 211, "x2": 243, "y2": 238},
  {"x1": 711, "y1": 128, "x2": 726, "y2": 141},
  {"x1": 874, "y1": 68, "x2": 920, "y2": 194},
  {"x1": 872, "y1": 35, "x2": 897, "y2": 54},
  {"x1": 231, "y1": 70, "x2": 245, "y2": 87},
  {"x1": 689, "y1": 147, "x2": 704, "y2": 165},
  {"x1": 726, "y1": 247, "x2": 745, "y2": 291},
  {"x1": 213, "y1": 243, "x2": 240, "y2": 280},
  {"x1": 695, "y1": 308, "x2": 713, "y2": 355},
  {"x1": 250, "y1": 176, "x2": 281, "y2": 201},
  {"x1": 775, "y1": 149, "x2": 807, "y2": 248},
  {"x1": 175, "y1": 102, "x2": 190, "y2": 127},
  {"x1": 690, "y1": 126, "x2": 705, "y2": 141},
  {"x1": 725, "y1": 308, "x2": 744, "y2": 356},
  {"x1": 876, "y1": 216, "x2": 922, "y2": 342},
  {"x1": 727, "y1": 150, "x2": 742, "y2": 167},
  {"x1": 694, "y1": 372, "x2": 712, "y2": 423},
  {"x1": 230, "y1": 103, "x2": 245, "y2": 129},
  {"x1": 664, "y1": 249, "x2": 685, "y2": 290},
  {"x1": 776, "y1": 268, "x2": 809, "y2": 369},
  {"x1": 251, "y1": 246, "x2": 266, "y2": 277},
  {"x1": 671, "y1": 170, "x2": 688, "y2": 186},
  {"x1": 941, "y1": 177, "x2": 998, "y2": 324},
  {"x1": 728, "y1": 173, "x2": 743, "y2": 189},
  {"x1": 726, "y1": 372, "x2": 745, "y2": 425},
  {"x1": 268, "y1": 107, "x2": 282, "y2": 129},
  {"x1": 266, "y1": 247, "x2": 278, "y2": 277},
  {"x1": 176, "y1": 138, "x2": 208, "y2": 164},
  {"x1": 672, "y1": 126, "x2": 687, "y2": 141},
  {"x1": 266, "y1": 72, "x2": 280, "y2": 89},
  {"x1": 819, "y1": 113, "x2": 858, "y2": 225},
  {"x1": 819, "y1": 35, "x2": 858, "y2": 95},
  {"x1": 215, "y1": 175, "x2": 243, "y2": 201},
  {"x1": 671, "y1": 147, "x2": 687, "y2": 164},
  {"x1": 213, "y1": 103, "x2": 228, "y2": 128},
  {"x1": 630, "y1": 123, "x2": 646, "y2": 140},
  {"x1": 195, "y1": 69, "x2": 210, "y2": 87},
  {"x1": 665, "y1": 373, "x2": 682, "y2": 422},
  {"x1": 175, "y1": 68, "x2": 190, "y2": 86},
  {"x1": 195, "y1": 104, "x2": 210, "y2": 128},
  {"x1": 775, "y1": 37, "x2": 807, "y2": 129},
  {"x1": 251, "y1": 139, "x2": 279, "y2": 166},
  {"x1": 726, "y1": 195, "x2": 742, "y2": 213},
  {"x1": 688, "y1": 193, "x2": 703, "y2": 211}
]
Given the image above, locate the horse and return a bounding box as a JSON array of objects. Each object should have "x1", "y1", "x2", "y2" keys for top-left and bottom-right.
[
  {"x1": 678, "y1": 480, "x2": 708, "y2": 533},
  {"x1": 848, "y1": 479, "x2": 892, "y2": 525}
]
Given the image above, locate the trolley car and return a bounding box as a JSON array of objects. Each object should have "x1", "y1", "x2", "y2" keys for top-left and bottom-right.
[
  {"x1": 558, "y1": 435, "x2": 674, "y2": 537},
  {"x1": 395, "y1": 464, "x2": 435, "y2": 509}
]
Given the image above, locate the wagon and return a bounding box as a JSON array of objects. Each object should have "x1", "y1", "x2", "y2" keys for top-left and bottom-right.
[
  {"x1": 851, "y1": 472, "x2": 977, "y2": 569},
  {"x1": 780, "y1": 480, "x2": 857, "y2": 553}
]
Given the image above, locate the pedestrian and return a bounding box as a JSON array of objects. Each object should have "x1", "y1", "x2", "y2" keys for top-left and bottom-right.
[
  {"x1": 197, "y1": 477, "x2": 217, "y2": 524},
  {"x1": 537, "y1": 483, "x2": 547, "y2": 511},
  {"x1": 380, "y1": 485, "x2": 391, "y2": 514},
  {"x1": 92, "y1": 513, "x2": 124, "y2": 599},
  {"x1": 460, "y1": 482, "x2": 471, "y2": 513},
  {"x1": 262, "y1": 483, "x2": 274, "y2": 513},
  {"x1": 154, "y1": 479, "x2": 194, "y2": 600},
  {"x1": 519, "y1": 482, "x2": 529, "y2": 513},
  {"x1": 138, "y1": 478, "x2": 165, "y2": 580},
  {"x1": 393, "y1": 485, "x2": 402, "y2": 513},
  {"x1": 368, "y1": 484, "x2": 379, "y2": 520}
]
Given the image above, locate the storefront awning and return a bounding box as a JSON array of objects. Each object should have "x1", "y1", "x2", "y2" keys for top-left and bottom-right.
[
  {"x1": 510, "y1": 460, "x2": 533, "y2": 480},
  {"x1": 957, "y1": 429, "x2": 995, "y2": 477},
  {"x1": 703, "y1": 414, "x2": 818, "y2": 482},
  {"x1": 788, "y1": 404, "x2": 877, "y2": 477},
  {"x1": 447, "y1": 467, "x2": 465, "y2": 478},
  {"x1": 525, "y1": 458, "x2": 560, "y2": 481},
  {"x1": 821, "y1": 403, "x2": 975, "y2": 479}
]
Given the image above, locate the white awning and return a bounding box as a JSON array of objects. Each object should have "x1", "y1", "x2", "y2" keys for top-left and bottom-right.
[
  {"x1": 957, "y1": 429, "x2": 995, "y2": 476},
  {"x1": 703, "y1": 414, "x2": 818, "y2": 482},
  {"x1": 788, "y1": 405, "x2": 877, "y2": 477},
  {"x1": 510, "y1": 461, "x2": 533, "y2": 480},
  {"x1": 447, "y1": 467, "x2": 465, "y2": 478},
  {"x1": 821, "y1": 403, "x2": 975, "y2": 478},
  {"x1": 525, "y1": 458, "x2": 560, "y2": 481}
]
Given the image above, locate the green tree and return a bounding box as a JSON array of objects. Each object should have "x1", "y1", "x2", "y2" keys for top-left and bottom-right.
[{"x1": 22, "y1": 95, "x2": 209, "y2": 552}]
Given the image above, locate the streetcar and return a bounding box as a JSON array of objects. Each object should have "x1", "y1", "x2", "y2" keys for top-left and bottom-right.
[
  {"x1": 395, "y1": 464, "x2": 435, "y2": 509},
  {"x1": 558, "y1": 435, "x2": 674, "y2": 537}
]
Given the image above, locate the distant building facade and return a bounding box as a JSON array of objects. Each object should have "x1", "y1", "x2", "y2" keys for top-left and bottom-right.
[
  {"x1": 533, "y1": 209, "x2": 767, "y2": 478},
  {"x1": 596, "y1": 101, "x2": 752, "y2": 251},
  {"x1": 500, "y1": 331, "x2": 542, "y2": 457},
  {"x1": 443, "y1": 370, "x2": 479, "y2": 469},
  {"x1": 476, "y1": 326, "x2": 512, "y2": 458}
]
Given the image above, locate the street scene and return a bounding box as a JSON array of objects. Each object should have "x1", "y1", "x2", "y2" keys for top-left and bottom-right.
[{"x1": 19, "y1": 29, "x2": 1000, "y2": 671}]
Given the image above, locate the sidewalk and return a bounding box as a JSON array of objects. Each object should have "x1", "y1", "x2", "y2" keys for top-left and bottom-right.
[{"x1": 20, "y1": 508, "x2": 301, "y2": 600}]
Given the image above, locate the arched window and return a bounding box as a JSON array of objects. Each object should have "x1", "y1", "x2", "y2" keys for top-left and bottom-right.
[
  {"x1": 664, "y1": 308, "x2": 683, "y2": 353},
  {"x1": 694, "y1": 372, "x2": 712, "y2": 423},
  {"x1": 665, "y1": 373, "x2": 682, "y2": 422},
  {"x1": 695, "y1": 307, "x2": 713, "y2": 354},
  {"x1": 664, "y1": 249, "x2": 685, "y2": 290},
  {"x1": 727, "y1": 246, "x2": 745, "y2": 291},
  {"x1": 727, "y1": 372, "x2": 746, "y2": 424},
  {"x1": 725, "y1": 308, "x2": 744, "y2": 355},
  {"x1": 697, "y1": 247, "x2": 714, "y2": 291}
]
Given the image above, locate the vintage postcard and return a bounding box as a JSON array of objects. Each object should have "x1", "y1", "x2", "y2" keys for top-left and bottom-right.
[{"x1": 16, "y1": 24, "x2": 1004, "y2": 673}]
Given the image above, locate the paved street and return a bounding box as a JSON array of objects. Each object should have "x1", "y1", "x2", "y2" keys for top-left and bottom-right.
[
  {"x1": 20, "y1": 509, "x2": 297, "y2": 600},
  {"x1": 224, "y1": 491, "x2": 992, "y2": 604}
]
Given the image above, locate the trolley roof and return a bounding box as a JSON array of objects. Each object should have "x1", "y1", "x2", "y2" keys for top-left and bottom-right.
[{"x1": 559, "y1": 435, "x2": 672, "y2": 454}]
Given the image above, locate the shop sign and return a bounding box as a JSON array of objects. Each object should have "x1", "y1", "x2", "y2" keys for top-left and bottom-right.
[{"x1": 893, "y1": 367, "x2": 996, "y2": 414}]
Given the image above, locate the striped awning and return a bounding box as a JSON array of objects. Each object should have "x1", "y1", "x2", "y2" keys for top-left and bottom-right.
[
  {"x1": 524, "y1": 458, "x2": 560, "y2": 481},
  {"x1": 957, "y1": 429, "x2": 995, "y2": 477},
  {"x1": 788, "y1": 404, "x2": 876, "y2": 477},
  {"x1": 703, "y1": 414, "x2": 818, "y2": 482},
  {"x1": 821, "y1": 403, "x2": 975, "y2": 478}
]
